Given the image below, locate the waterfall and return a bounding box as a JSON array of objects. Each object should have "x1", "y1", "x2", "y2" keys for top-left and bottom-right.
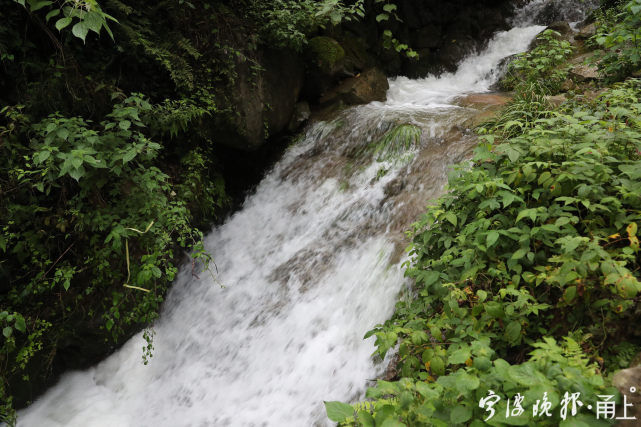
[{"x1": 17, "y1": 2, "x2": 589, "y2": 425}]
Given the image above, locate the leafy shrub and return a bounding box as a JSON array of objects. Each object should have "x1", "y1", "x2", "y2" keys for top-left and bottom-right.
[
  {"x1": 0, "y1": 94, "x2": 222, "y2": 419},
  {"x1": 593, "y1": 0, "x2": 641, "y2": 81},
  {"x1": 250, "y1": 0, "x2": 365, "y2": 51},
  {"x1": 501, "y1": 30, "x2": 574, "y2": 93},
  {"x1": 12, "y1": 0, "x2": 117, "y2": 42},
  {"x1": 328, "y1": 78, "x2": 641, "y2": 426},
  {"x1": 479, "y1": 82, "x2": 553, "y2": 140}
]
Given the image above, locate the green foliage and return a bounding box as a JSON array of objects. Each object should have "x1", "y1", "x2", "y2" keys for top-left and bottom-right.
[
  {"x1": 13, "y1": 0, "x2": 117, "y2": 42},
  {"x1": 479, "y1": 83, "x2": 553, "y2": 140},
  {"x1": 250, "y1": 0, "x2": 365, "y2": 51},
  {"x1": 374, "y1": 0, "x2": 418, "y2": 59},
  {"x1": 502, "y1": 30, "x2": 574, "y2": 93},
  {"x1": 593, "y1": 0, "x2": 641, "y2": 81},
  {"x1": 331, "y1": 78, "x2": 641, "y2": 425},
  {"x1": 0, "y1": 94, "x2": 224, "y2": 415}
]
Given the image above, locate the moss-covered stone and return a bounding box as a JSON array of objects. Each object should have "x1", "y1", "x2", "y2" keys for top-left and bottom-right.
[{"x1": 307, "y1": 36, "x2": 345, "y2": 74}]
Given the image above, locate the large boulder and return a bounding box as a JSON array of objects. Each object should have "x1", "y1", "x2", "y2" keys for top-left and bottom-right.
[
  {"x1": 214, "y1": 49, "x2": 304, "y2": 151},
  {"x1": 319, "y1": 68, "x2": 389, "y2": 106}
]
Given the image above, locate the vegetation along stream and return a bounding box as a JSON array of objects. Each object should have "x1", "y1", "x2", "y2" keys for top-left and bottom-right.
[
  {"x1": 9, "y1": 0, "x2": 641, "y2": 424},
  {"x1": 10, "y1": 0, "x2": 601, "y2": 425}
]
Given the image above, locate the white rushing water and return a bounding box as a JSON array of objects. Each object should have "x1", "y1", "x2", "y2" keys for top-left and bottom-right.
[{"x1": 18, "y1": 5, "x2": 564, "y2": 427}]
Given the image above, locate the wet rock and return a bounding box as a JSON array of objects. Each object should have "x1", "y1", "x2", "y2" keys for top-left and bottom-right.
[
  {"x1": 288, "y1": 101, "x2": 311, "y2": 132},
  {"x1": 576, "y1": 22, "x2": 597, "y2": 40},
  {"x1": 570, "y1": 63, "x2": 599, "y2": 81},
  {"x1": 307, "y1": 36, "x2": 346, "y2": 75},
  {"x1": 547, "y1": 21, "x2": 573, "y2": 37},
  {"x1": 461, "y1": 109, "x2": 501, "y2": 130},
  {"x1": 213, "y1": 49, "x2": 304, "y2": 151},
  {"x1": 458, "y1": 93, "x2": 512, "y2": 129},
  {"x1": 437, "y1": 35, "x2": 479, "y2": 73},
  {"x1": 340, "y1": 34, "x2": 376, "y2": 75},
  {"x1": 319, "y1": 68, "x2": 389, "y2": 106},
  {"x1": 384, "y1": 178, "x2": 406, "y2": 199},
  {"x1": 546, "y1": 94, "x2": 567, "y2": 106},
  {"x1": 302, "y1": 36, "x2": 348, "y2": 101},
  {"x1": 459, "y1": 93, "x2": 511, "y2": 108},
  {"x1": 383, "y1": 354, "x2": 401, "y2": 381},
  {"x1": 560, "y1": 78, "x2": 576, "y2": 92}
]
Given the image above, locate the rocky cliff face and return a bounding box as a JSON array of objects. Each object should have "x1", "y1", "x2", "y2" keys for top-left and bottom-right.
[{"x1": 219, "y1": 0, "x2": 519, "y2": 152}]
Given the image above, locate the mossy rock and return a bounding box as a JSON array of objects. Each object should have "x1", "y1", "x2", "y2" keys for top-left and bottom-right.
[{"x1": 307, "y1": 36, "x2": 345, "y2": 74}]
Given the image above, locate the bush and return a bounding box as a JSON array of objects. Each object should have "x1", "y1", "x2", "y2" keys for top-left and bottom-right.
[
  {"x1": 327, "y1": 77, "x2": 641, "y2": 425},
  {"x1": 593, "y1": 0, "x2": 641, "y2": 81},
  {"x1": 0, "y1": 94, "x2": 222, "y2": 420},
  {"x1": 501, "y1": 30, "x2": 574, "y2": 94}
]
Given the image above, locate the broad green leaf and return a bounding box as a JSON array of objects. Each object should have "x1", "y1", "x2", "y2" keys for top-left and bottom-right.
[
  {"x1": 487, "y1": 231, "x2": 499, "y2": 247},
  {"x1": 380, "y1": 418, "x2": 406, "y2": 427},
  {"x1": 448, "y1": 347, "x2": 472, "y2": 365},
  {"x1": 30, "y1": 0, "x2": 52, "y2": 12},
  {"x1": 324, "y1": 401, "x2": 353, "y2": 422},
  {"x1": 430, "y1": 356, "x2": 445, "y2": 375},
  {"x1": 376, "y1": 13, "x2": 389, "y2": 22},
  {"x1": 444, "y1": 212, "x2": 457, "y2": 226},
  {"x1": 14, "y1": 316, "x2": 26, "y2": 333},
  {"x1": 511, "y1": 248, "x2": 527, "y2": 260},
  {"x1": 505, "y1": 321, "x2": 521, "y2": 343},
  {"x1": 357, "y1": 411, "x2": 375, "y2": 427},
  {"x1": 563, "y1": 286, "x2": 577, "y2": 303},
  {"x1": 72, "y1": 21, "x2": 90, "y2": 42},
  {"x1": 45, "y1": 8, "x2": 60, "y2": 21},
  {"x1": 450, "y1": 405, "x2": 472, "y2": 424},
  {"x1": 55, "y1": 17, "x2": 72, "y2": 31}
]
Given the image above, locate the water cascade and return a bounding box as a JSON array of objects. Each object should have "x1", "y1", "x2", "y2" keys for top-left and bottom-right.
[{"x1": 18, "y1": 2, "x2": 594, "y2": 425}]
